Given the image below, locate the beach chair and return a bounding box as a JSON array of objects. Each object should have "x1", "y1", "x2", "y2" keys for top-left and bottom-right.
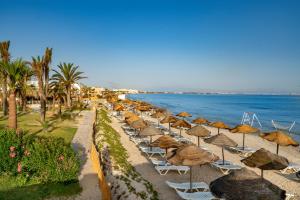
[
  {"x1": 211, "y1": 162, "x2": 243, "y2": 175},
  {"x1": 176, "y1": 190, "x2": 217, "y2": 200},
  {"x1": 176, "y1": 137, "x2": 193, "y2": 144},
  {"x1": 227, "y1": 146, "x2": 256, "y2": 158},
  {"x1": 140, "y1": 147, "x2": 165, "y2": 158},
  {"x1": 155, "y1": 165, "x2": 190, "y2": 175},
  {"x1": 166, "y1": 181, "x2": 209, "y2": 192},
  {"x1": 150, "y1": 158, "x2": 171, "y2": 166},
  {"x1": 280, "y1": 162, "x2": 300, "y2": 174},
  {"x1": 130, "y1": 137, "x2": 150, "y2": 145},
  {"x1": 214, "y1": 160, "x2": 233, "y2": 166}
]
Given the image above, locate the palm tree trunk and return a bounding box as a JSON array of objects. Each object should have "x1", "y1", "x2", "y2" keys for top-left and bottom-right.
[
  {"x1": 8, "y1": 92, "x2": 17, "y2": 129},
  {"x1": 66, "y1": 87, "x2": 71, "y2": 108},
  {"x1": 22, "y1": 96, "x2": 27, "y2": 112},
  {"x1": 58, "y1": 99, "x2": 62, "y2": 117},
  {"x1": 37, "y1": 78, "x2": 46, "y2": 122},
  {"x1": 2, "y1": 76, "x2": 8, "y2": 116}
]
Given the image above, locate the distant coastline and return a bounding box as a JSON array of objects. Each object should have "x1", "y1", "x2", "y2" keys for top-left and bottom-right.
[{"x1": 139, "y1": 91, "x2": 300, "y2": 96}]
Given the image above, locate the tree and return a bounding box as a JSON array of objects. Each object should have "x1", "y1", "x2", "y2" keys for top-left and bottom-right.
[
  {"x1": 1, "y1": 59, "x2": 28, "y2": 129},
  {"x1": 31, "y1": 48, "x2": 52, "y2": 122},
  {"x1": 0, "y1": 41, "x2": 10, "y2": 116},
  {"x1": 17, "y1": 67, "x2": 34, "y2": 112},
  {"x1": 52, "y1": 63, "x2": 85, "y2": 108},
  {"x1": 49, "y1": 81, "x2": 65, "y2": 116}
]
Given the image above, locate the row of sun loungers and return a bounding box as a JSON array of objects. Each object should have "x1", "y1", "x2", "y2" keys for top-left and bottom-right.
[{"x1": 118, "y1": 115, "x2": 299, "y2": 199}]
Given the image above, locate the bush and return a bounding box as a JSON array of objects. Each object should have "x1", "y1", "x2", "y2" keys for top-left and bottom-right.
[{"x1": 0, "y1": 130, "x2": 80, "y2": 184}]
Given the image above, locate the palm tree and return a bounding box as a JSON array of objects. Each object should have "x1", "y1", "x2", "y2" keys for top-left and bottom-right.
[
  {"x1": 52, "y1": 63, "x2": 85, "y2": 108},
  {"x1": 17, "y1": 67, "x2": 34, "y2": 112},
  {"x1": 31, "y1": 47, "x2": 52, "y2": 122},
  {"x1": 0, "y1": 41, "x2": 10, "y2": 116},
  {"x1": 1, "y1": 59, "x2": 28, "y2": 129},
  {"x1": 49, "y1": 81, "x2": 65, "y2": 116}
]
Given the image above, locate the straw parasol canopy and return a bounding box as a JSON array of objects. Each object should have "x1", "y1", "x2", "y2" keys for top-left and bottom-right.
[
  {"x1": 241, "y1": 148, "x2": 289, "y2": 178},
  {"x1": 140, "y1": 126, "x2": 163, "y2": 150},
  {"x1": 126, "y1": 115, "x2": 140, "y2": 125},
  {"x1": 124, "y1": 111, "x2": 136, "y2": 119},
  {"x1": 176, "y1": 112, "x2": 192, "y2": 119},
  {"x1": 230, "y1": 124, "x2": 259, "y2": 150},
  {"x1": 168, "y1": 144, "x2": 219, "y2": 191},
  {"x1": 151, "y1": 112, "x2": 165, "y2": 127},
  {"x1": 186, "y1": 125, "x2": 211, "y2": 146},
  {"x1": 150, "y1": 135, "x2": 182, "y2": 155},
  {"x1": 204, "y1": 133, "x2": 238, "y2": 165},
  {"x1": 210, "y1": 168, "x2": 286, "y2": 200},
  {"x1": 130, "y1": 119, "x2": 148, "y2": 130},
  {"x1": 210, "y1": 121, "x2": 230, "y2": 134},
  {"x1": 113, "y1": 104, "x2": 124, "y2": 111},
  {"x1": 160, "y1": 115, "x2": 178, "y2": 132},
  {"x1": 260, "y1": 131, "x2": 299, "y2": 154},
  {"x1": 192, "y1": 117, "x2": 210, "y2": 125},
  {"x1": 171, "y1": 119, "x2": 192, "y2": 137}
]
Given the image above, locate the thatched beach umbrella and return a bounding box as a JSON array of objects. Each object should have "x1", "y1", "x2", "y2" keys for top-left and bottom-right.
[
  {"x1": 130, "y1": 119, "x2": 147, "y2": 130},
  {"x1": 160, "y1": 115, "x2": 178, "y2": 132},
  {"x1": 150, "y1": 135, "x2": 182, "y2": 155},
  {"x1": 126, "y1": 115, "x2": 140, "y2": 125},
  {"x1": 210, "y1": 121, "x2": 230, "y2": 135},
  {"x1": 140, "y1": 126, "x2": 163, "y2": 150},
  {"x1": 230, "y1": 124, "x2": 259, "y2": 150},
  {"x1": 168, "y1": 145, "x2": 219, "y2": 191},
  {"x1": 210, "y1": 168, "x2": 286, "y2": 200},
  {"x1": 204, "y1": 133, "x2": 237, "y2": 165},
  {"x1": 260, "y1": 131, "x2": 299, "y2": 154},
  {"x1": 241, "y1": 148, "x2": 289, "y2": 178},
  {"x1": 176, "y1": 112, "x2": 192, "y2": 119},
  {"x1": 186, "y1": 125, "x2": 211, "y2": 146},
  {"x1": 171, "y1": 119, "x2": 192, "y2": 137},
  {"x1": 151, "y1": 112, "x2": 165, "y2": 127},
  {"x1": 192, "y1": 117, "x2": 210, "y2": 125},
  {"x1": 124, "y1": 111, "x2": 136, "y2": 119}
]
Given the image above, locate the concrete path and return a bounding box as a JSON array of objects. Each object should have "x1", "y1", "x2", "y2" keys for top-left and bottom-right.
[{"x1": 72, "y1": 110, "x2": 101, "y2": 200}]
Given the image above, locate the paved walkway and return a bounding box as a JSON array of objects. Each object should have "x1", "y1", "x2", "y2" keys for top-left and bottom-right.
[{"x1": 72, "y1": 110, "x2": 101, "y2": 200}]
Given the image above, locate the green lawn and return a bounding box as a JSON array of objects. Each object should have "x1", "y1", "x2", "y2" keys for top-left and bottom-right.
[
  {"x1": 0, "y1": 174, "x2": 82, "y2": 200},
  {"x1": 0, "y1": 111, "x2": 79, "y2": 144},
  {"x1": 0, "y1": 110, "x2": 82, "y2": 199}
]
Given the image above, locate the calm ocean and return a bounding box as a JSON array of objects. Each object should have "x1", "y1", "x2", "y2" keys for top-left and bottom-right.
[{"x1": 128, "y1": 94, "x2": 300, "y2": 141}]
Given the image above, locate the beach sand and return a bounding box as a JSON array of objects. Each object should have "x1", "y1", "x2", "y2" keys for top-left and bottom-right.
[{"x1": 110, "y1": 112, "x2": 300, "y2": 199}]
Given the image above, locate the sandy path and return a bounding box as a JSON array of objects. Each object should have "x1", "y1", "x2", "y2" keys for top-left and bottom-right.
[
  {"x1": 111, "y1": 112, "x2": 300, "y2": 200},
  {"x1": 72, "y1": 110, "x2": 102, "y2": 200}
]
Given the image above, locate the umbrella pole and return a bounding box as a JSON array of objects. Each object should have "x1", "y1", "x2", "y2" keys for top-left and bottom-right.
[
  {"x1": 218, "y1": 128, "x2": 220, "y2": 135},
  {"x1": 222, "y1": 147, "x2": 225, "y2": 165},
  {"x1": 180, "y1": 128, "x2": 182, "y2": 137},
  {"x1": 276, "y1": 144, "x2": 279, "y2": 155},
  {"x1": 198, "y1": 136, "x2": 200, "y2": 147},
  {"x1": 157, "y1": 119, "x2": 159, "y2": 127},
  {"x1": 150, "y1": 136, "x2": 152, "y2": 151},
  {"x1": 261, "y1": 169, "x2": 264, "y2": 179},
  {"x1": 242, "y1": 133, "x2": 245, "y2": 150},
  {"x1": 190, "y1": 166, "x2": 192, "y2": 192},
  {"x1": 165, "y1": 148, "x2": 168, "y2": 159}
]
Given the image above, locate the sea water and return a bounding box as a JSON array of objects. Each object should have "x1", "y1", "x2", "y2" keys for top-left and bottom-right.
[{"x1": 128, "y1": 94, "x2": 300, "y2": 141}]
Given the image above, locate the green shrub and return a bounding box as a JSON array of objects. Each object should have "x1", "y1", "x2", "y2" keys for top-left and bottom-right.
[
  {"x1": 0, "y1": 130, "x2": 80, "y2": 184},
  {"x1": 0, "y1": 130, "x2": 24, "y2": 174}
]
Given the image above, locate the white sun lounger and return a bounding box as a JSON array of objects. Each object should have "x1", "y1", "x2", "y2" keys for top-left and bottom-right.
[
  {"x1": 227, "y1": 146, "x2": 256, "y2": 158},
  {"x1": 176, "y1": 137, "x2": 193, "y2": 144},
  {"x1": 150, "y1": 158, "x2": 171, "y2": 166},
  {"x1": 140, "y1": 147, "x2": 165, "y2": 158},
  {"x1": 166, "y1": 181, "x2": 209, "y2": 192},
  {"x1": 155, "y1": 165, "x2": 190, "y2": 175},
  {"x1": 176, "y1": 190, "x2": 216, "y2": 200},
  {"x1": 213, "y1": 160, "x2": 233, "y2": 165},
  {"x1": 280, "y1": 162, "x2": 300, "y2": 174},
  {"x1": 211, "y1": 162, "x2": 243, "y2": 175},
  {"x1": 130, "y1": 137, "x2": 150, "y2": 145}
]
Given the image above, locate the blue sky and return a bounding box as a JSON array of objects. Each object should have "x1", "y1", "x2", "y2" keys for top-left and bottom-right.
[{"x1": 1, "y1": 0, "x2": 300, "y2": 93}]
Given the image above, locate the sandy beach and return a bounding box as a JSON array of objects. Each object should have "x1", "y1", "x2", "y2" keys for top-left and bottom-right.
[{"x1": 108, "y1": 110, "x2": 300, "y2": 199}]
